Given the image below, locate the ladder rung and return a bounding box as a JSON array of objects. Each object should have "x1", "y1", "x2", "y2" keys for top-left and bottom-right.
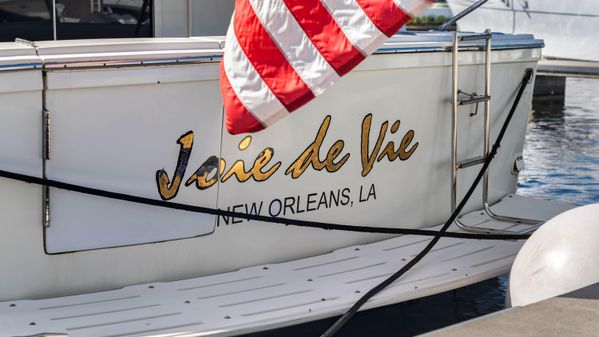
[
  {"x1": 459, "y1": 33, "x2": 492, "y2": 42},
  {"x1": 459, "y1": 95, "x2": 490, "y2": 105},
  {"x1": 457, "y1": 156, "x2": 486, "y2": 169}
]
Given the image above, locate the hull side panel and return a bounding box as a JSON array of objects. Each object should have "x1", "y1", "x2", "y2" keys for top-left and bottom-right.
[{"x1": 0, "y1": 43, "x2": 540, "y2": 300}]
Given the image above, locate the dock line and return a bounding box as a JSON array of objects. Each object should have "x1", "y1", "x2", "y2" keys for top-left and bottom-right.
[{"x1": 321, "y1": 68, "x2": 534, "y2": 337}]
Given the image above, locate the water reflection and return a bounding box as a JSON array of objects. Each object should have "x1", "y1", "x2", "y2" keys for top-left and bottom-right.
[{"x1": 519, "y1": 77, "x2": 599, "y2": 205}]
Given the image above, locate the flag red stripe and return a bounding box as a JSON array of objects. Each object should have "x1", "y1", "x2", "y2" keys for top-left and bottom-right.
[
  {"x1": 220, "y1": 62, "x2": 265, "y2": 135},
  {"x1": 355, "y1": 0, "x2": 411, "y2": 37},
  {"x1": 233, "y1": 0, "x2": 315, "y2": 112},
  {"x1": 282, "y1": 0, "x2": 365, "y2": 76}
]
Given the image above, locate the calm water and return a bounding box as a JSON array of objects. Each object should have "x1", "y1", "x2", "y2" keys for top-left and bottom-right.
[
  {"x1": 519, "y1": 77, "x2": 599, "y2": 205},
  {"x1": 248, "y1": 77, "x2": 599, "y2": 337}
]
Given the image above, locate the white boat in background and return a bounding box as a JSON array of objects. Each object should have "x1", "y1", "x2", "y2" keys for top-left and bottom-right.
[
  {"x1": 446, "y1": 0, "x2": 599, "y2": 61},
  {"x1": 418, "y1": 1, "x2": 453, "y2": 19}
]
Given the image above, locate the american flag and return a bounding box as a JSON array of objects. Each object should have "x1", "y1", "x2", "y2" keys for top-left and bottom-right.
[{"x1": 220, "y1": 0, "x2": 434, "y2": 134}]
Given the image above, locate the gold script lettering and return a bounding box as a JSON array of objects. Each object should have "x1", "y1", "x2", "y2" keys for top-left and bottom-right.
[
  {"x1": 361, "y1": 115, "x2": 419, "y2": 177},
  {"x1": 399, "y1": 130, "x2": 419, "y2": 160},
  {"x1": 375, "y1": 121, "x2": 419, "y2": 162},
  {"x1": 360, "y1": 114, "x2": 387, "y2": 177},
  {"x1": 286, "y1": 116, "x2": 350, "y2": 179},
  {"x1": 156, "y1": 131, "x2": 194, "y2": 200},
  {"x1": 185, "y1": 156, "x2": 225, "y2": 190},
  {"x1": 221, "y1": 137, "x2": 281, "y2": 183}
]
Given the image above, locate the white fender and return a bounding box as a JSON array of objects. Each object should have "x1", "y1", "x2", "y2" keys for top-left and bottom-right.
[{"x1": 509, "y1": 203, "x2": 599, "y2": 307}]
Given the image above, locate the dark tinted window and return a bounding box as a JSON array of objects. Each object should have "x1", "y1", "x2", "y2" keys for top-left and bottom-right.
[
  {"x1": 56, "y1": 0, "x2": 152, "y2": 39},
  {"x1": 0, "y1": 0, "x2": 53, "y2": 41},
  {"x1": 0, "y1": 0, "x2": 153, "y2": 42}
]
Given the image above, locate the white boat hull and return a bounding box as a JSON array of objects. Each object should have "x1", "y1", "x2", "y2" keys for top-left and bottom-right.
[
  {"x1": 446, "y1": 0, "x2": 599, "y2": 61},
  {"x1": 0, "y1": 33, "x2": 542, "y2": 301}
]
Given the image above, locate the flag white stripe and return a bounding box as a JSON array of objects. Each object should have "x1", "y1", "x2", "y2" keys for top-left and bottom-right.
[
  {"x1": 248, "y1": 0, "x2": 340, "y2": 96},
  {"x1": 321, "y1": 0, "x2": 388, "y2": 55},
  {"x1": 221, "y1": 0, "x2": 433, "y2": 134},
  {"x1": 223, "y1": 22, "x2": 288, "y2": 126},
  {"x1": 394, "y1": 0, "x2": 430, "y2": 16}
]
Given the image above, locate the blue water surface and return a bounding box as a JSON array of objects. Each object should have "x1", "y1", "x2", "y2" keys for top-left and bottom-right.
[{"x1": 518, "y1": 77, "x2": 599, "y2": 205}]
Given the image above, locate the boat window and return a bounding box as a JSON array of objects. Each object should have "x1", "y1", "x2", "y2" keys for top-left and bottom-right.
[
  {"x1": 0, "y1": 0, "x2": 53, "y2": 41},
  {"x1": 55, "y1": 0, "x2": 153, "y2": 39},
  {"x1": 0, "y1": 0, "x2": 153, "y2": 42}
]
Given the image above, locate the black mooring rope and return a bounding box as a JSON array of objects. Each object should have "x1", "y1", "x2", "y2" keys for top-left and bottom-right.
[
  {"x1": 0, "y1": 69, "x2": 533, "y2": 335},
  {"x1": 320, "y1": 68, "x2": 534, "y2": 337},
  {"x1": 0, "y1": 167, "x2": 531, "y2": 241}
]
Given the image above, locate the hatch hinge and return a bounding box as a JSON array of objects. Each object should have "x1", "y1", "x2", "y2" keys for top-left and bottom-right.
[
  {"x1": 43, "y1": 186, "x2": 51, "y2": 228},
  {"x1": 43, "y1": 109, "x2": 51, "y2": 160},
  {"x1": 42, "y1": 108, "x2": 51, "y2": 228}
]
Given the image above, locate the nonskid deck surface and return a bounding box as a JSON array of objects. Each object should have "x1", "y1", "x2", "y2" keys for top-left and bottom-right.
[{"x1": 0, "y1": 195, "x2": 572, "y2": 337}]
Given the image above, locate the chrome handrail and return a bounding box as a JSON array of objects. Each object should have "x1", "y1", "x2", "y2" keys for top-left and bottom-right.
[
  {"x1": 439, "y1": 0, "x2": 489, "y2": 31},
  {"x1": 449, "y1": 29, "x2": 543, "y2": 234}
]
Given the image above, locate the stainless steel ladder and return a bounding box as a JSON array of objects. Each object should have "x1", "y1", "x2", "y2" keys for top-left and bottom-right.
[{"x1": 450, "y1": 30, "x2": 541, "y2": 234}]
